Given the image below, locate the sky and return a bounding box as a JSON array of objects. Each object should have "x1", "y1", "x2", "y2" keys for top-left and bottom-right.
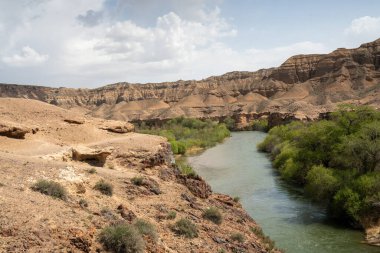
[{"x1": 0, "y1": 0, "x2": 380, "y2": 88}]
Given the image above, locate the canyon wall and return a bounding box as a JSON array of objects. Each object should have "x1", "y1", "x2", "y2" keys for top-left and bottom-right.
[{"x1": 1, "y1": 39, "x2": 379, "y2": 127}]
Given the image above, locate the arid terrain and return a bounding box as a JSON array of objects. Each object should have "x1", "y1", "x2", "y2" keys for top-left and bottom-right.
[
  {"x1": 1, "y1": 39, "x2": 379, "y2": 128},
  {"x1": 0, "y1": 98, "x2": 276, "y2": 252}
]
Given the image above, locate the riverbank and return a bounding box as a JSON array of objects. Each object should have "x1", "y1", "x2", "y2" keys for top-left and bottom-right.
[
  {"x1": 188, "y1": 132, "x2": 379, "y2": 253},
  {"x1": 257, "y1": 105, "x2": 380, "y2": 246}
]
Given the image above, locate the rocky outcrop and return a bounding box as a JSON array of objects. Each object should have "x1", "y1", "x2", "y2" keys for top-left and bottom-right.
[
  {"x1": 0, "y1": 39, "x2": 379, "y2": 126},
  {"x1": 64, "y1": 118, "x2": 84, "y2": 124},
  {"x1": 71, "y1": 146, "x2": 113, "y2": 164},
  {"x1": 0, "y1": 121, "x2": 30, "y2": 139},
  {"x1": 177, "y1": 174, "x2": 213, "y2": 199},
  {"x1": 99, "y1": 120, "x2": 134, "y2": 133}
]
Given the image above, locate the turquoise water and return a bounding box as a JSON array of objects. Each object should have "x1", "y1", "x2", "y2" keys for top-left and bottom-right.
[{"x1": 188, "y1": 132, "x2": 380, "y2": 253}]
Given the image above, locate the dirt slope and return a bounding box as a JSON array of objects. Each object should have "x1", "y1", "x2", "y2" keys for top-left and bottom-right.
[{"x1": 0, "y1": 98, "x2": 275, "y2": 253}]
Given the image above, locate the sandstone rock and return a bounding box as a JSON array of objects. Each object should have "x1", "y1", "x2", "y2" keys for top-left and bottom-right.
[
  {"x1": 64, "y1": 118, "x2": 84, "y2": 124},
  {"x1": 116, "y1": 204, "x2": 136, "y2": 222},
  {"x1": 0, "y1": 121, "x2": 30, "y2": 139},
  {"x1": 71, "y1": 146, "x2": 113, "y2": 164},
  {"x1": 99, "y1": 120, "x2": 134, "y2": 133}
]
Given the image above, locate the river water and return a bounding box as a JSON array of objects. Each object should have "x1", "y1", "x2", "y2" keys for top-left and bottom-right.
[{"x1": 188, "y1": 132, "x2": 379, "y2": 253}]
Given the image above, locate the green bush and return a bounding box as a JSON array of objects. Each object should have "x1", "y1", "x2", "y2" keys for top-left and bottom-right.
[
  {"x1": 31, "y1": 180, "x2": 67, "y2": 200},
  {"x1": 230, "y1": 233, "x2": 245, "y2": 243},
  {"x1": 172, "y1": 218, "x2": 198, "y2": 238},
  {"x1": 166, "y1": 211, "x2": 177, "y2": 220},
  {"x1": 258, "y1": 105, "x2": 380, "y2": 226},
  {"x1": 202, "y1": 207, "x2": 222, "y2": 225},
  {"x1": 136, "y1": 117, "x2": 230, "y2": 155},
  {"x1": 332, "y1": 187, "x2": 362, "y2": 221},
  {"x1": 131, "y1": 177, "x2": 144, "y2": 186},
  {"x1": 99, "y1": 224, "x2": 144, "y2": 253},
  {"x1": 251, "y1": 119, "x2": 269, "y2": 132},
  {"x1": 94, "y1": 180, "x2": 113, "y2": 196},
  {"x1": 133, "y1": 219, "x2": 157, "y2": 241},
  {"x1": 176, "y1": 161, "x2": 197, "y2": 178},
  {"x1": 305, "y1": 165, "x2": 340, "y2": 201}
]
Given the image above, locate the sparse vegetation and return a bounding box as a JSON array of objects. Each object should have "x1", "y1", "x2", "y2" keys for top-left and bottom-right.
[
  {"x1": 31, "y1": 179, "x2": 67, "y2": 200},
  {"x1": 131, "y1": 176, "x2": 144, "y2": 186},
  {"x1": 233, "y1": 196, "x2": 240, "y2": 203},
  {"x1": 166, "y1": 211, "x2": 177, "y2": 220},
  {"x1": 250, "y1": 226, "x2": 277, "y2": 251},
  {"x1": 176, "y1": 160, "x2": 197, "y2": 177},
  {"x1": 94, "y1": 180, "x2": 113, "y2": 196},
  {"x1": 133, "y1": 219, "x2": 157, "y2": 241},
  {"x1": 230, "y1": 233, "x2": 245, "y2": 243},
  {"x1": 99, "y1": 223, "x2": 144, "y2": 253},
  {"x1": 136, "y1": 117, "x2": 230, "y2": 155},
  {"x1": 172, "y1": 218, "x2": 198, "y2": 238},
  {"x1": 79, "y1": 198, "x2": 88, "y2": 208},
  {"x1": 258, "y1": 105, "x2": 380, "y2": 225},
  {"x1": 202, "y1": 207, "x2": 223, "y2": 225}
]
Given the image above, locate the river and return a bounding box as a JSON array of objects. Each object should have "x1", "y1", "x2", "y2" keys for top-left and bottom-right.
[{"x1": 188, "y1": 132, "x2": 379, "y2": 253}]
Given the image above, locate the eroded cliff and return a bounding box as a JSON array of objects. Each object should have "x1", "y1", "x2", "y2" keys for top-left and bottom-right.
[{"x1": 1, "y1": 39, "x2": 379, "y2": 127}]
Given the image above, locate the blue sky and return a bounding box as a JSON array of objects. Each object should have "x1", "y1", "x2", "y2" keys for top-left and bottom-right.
[{"x1": 0, "y1": 0, "x2": 379, "y2": 87}]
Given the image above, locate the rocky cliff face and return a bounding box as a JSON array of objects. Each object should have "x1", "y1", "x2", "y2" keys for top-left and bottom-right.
[{"x1": 1, "y1": 39, "x2": 379, "y2": 126}]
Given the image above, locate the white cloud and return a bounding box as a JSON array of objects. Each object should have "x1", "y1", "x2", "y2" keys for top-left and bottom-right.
[
  {"x1": 2, "y1": 46, "x2": 49, "y2": 67},
  {"x1": 345, "y1": 16, "x2": 380, "y2": 35},
  {"x1": 0, "y1": 0, "x2": 329, "y2": 87},
  {"x1": 64, "y1": 9, "x2": 236, "y2": 67}
]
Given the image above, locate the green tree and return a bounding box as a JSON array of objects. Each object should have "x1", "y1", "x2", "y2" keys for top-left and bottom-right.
[{"x1": 305, "y1": 165, "x2": 340, "y2": 201}]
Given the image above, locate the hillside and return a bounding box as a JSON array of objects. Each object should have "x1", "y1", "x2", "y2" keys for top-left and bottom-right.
[
  {"x1": 0, "y1": 98, "x2": 277, "y2": 252},
  {"x1": 0, "y1": 39, "x2": 379, "y2": 127}
]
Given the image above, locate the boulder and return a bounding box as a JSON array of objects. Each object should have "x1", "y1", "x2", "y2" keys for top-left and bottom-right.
[
  {"x1": 100, "y1": 120, "x2": 134, "y2": 133},
  {"x1": 72, "y1": 146, "x2": 113, "y2": 164},
  {"x1": 0, "y1": 121, "x2": 30, "y2": 139}
]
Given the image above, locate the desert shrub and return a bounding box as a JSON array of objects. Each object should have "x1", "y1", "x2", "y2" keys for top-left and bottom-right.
[
  {"x1": 131, "y1": 177, "x2": 144, "y2": 186},
  {"x1": 94, "y1": 180, "x2": 113, "y2": 196},
  {"x1": 79, "y1": 198, "x2": 88, "y2": 208},
  {"x1": 133, "y1": 219, "x2": 157, "y2": 241},
  {"x1": 250, "y1": 226, "x2": 265, "y2": 238},
  {"x1": 31, "y1": 180, "x2": 67, "y2": 200},
  {"x1": 88, "y1": 168, "x2": 97, "y2": 174},
  {"x1": 202, "y1": 207, "x2": 222, "y2": 225},
  {"x1": 305, "y1": 165, "x2": 340, "y2": 201},
  {"x1": 172, "y1": 218, "x2": 198, "y2": 238},
  {"x1": 99, "y1": 223, "x2": 144, "y2": 253},
  {"x1": 176, "y1": 161, "x2": 197, "y2": 178},
  {"x1": 166, "y1": 211, "x2": 177, "y2": 220},
  {"x1": 233, "y1": 196, "x2": 240, "y2": 203},
  {"x1": 230, "y1": 233, "x2": 245, "y2": 243}
]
